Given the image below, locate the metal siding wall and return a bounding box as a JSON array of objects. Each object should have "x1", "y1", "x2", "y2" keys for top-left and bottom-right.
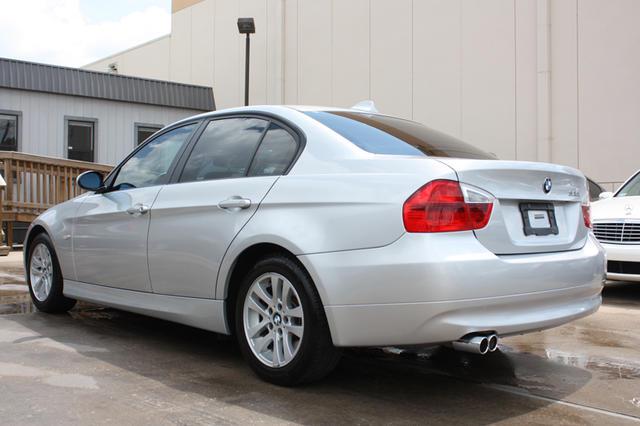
[
  {"x1": 213, "y1": 0, "x2": 242, "y2": 109},
  {"x1": 298, "y1": 0, "x2": 333, "y2": 105},
  {"x1": 370, "y1": 0, "x2": 413, "y2": 119},
  {"x1": 460, "y1": 0, "x2": 516, "y2": 160},
  {"x1": 412, "y1": 0, "x2": 462, "y2": 138},
  {"x1": 190, "y1": 0, "x2": 216, "y2": 87},
  {"x1": 280, "y1": 0, "x2": 521, "y2": 160},
  {"x1": 332, "y1": 0, "x2": 370, "y2": 108},
  {"x1": 577, "y1": 0, "x2": 640, "y2": 186},
  {"x1": 0, "y1": 88, "x2": 202, "y2": 165},
  {"x1": 2, "y1": 58, "x2": 214, "y2": 111}
]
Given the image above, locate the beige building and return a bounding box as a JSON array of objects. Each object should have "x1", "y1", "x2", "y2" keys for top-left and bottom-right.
[{"x1": 84, "y1": 0, "x2": 640, "y2": 190}]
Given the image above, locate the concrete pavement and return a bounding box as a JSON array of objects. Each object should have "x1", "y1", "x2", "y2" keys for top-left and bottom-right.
[{"x1": 1, "y1": 252, "x2": 639, "y2": 425}]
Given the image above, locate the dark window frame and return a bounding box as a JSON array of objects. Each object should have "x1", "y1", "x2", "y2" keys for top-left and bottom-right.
[
  {"x1": 0, "y1": 109, "x2": 22, "y2": 152},
  {"x1": 134, "y1": 122, "x2": 163, "y2": 147},
  {"x1": 65, "y1": 116, "x2": 97, "y2": 162},
  {"x1": 172, "y1": 112, "x2": 305, "y2": 184}
]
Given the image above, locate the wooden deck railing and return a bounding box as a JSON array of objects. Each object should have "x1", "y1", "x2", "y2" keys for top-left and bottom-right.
[{"x1": 0, "y1": 152, "x2": 113, "y2": 249}]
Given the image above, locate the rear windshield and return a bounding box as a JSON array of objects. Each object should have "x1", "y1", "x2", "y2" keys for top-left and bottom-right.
[{"x1": 304, "y1": 111, "x2": 494, "y2": 160}]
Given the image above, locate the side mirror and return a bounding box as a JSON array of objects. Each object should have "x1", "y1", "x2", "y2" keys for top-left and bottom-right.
[
  {"x1": 598, "y1": 191, "x2": 614, "y2": 200},
  {"x1": 77, "y1": 171, "x2": 104, "y2": 191}
]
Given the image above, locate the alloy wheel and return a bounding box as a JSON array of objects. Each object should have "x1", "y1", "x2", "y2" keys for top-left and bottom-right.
[
  {"x1": 242, "y1": 272, "x2": 304, "y2": 368},
  {"x1": 30, "y1": 243, "x2": 54, "y2": 302}
]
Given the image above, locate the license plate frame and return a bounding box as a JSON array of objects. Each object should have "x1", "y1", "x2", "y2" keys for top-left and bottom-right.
[{"x1": 519, "y1": 202, "x2": 559, "y2": 236}]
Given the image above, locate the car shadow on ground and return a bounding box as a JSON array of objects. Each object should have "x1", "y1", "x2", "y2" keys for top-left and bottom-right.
[{"x1": 3, "y1": 306, "x2": 597, "y2": 424}]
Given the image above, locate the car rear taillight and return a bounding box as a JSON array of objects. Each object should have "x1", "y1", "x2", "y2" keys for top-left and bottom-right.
[
  {"x1": 582, "y1": 203, "x2": 592, "y2": 229},
  {"x1": 403, "y1": 180, "x2": 494, "y2": 233}
]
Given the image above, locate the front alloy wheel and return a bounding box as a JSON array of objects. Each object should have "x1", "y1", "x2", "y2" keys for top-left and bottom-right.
[
  {"x1": 27, "y1": 233, "x2": 76, "y2": 313},
  {"x1": 30, "y1": 243, "x2": 54, "y2": 302}
]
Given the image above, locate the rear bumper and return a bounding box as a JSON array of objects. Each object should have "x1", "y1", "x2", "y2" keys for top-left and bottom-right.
[
  {"x1": 600, "y1": 242, "x2": 640, "y2": 282},
  {"x1": 299, "y1": 233, "x2": 605, "y2": 347}
]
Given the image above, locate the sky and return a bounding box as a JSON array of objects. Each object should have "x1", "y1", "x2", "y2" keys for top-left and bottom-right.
[{"x1": 0, "y1": 0, "x2": 171, "y2": 67}]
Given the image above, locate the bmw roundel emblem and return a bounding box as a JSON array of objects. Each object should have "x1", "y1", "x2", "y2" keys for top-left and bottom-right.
[{"x1": 543, "y1": 177, "x2": 552, "y2": 194}]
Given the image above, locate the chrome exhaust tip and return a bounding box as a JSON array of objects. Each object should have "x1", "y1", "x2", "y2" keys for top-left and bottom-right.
[
  {"x1": 451, "y1": 335, "x2": 489, "y2": 355},
  {"x1": 487, "y1": 334, "x2": 499, "y2": 352}
]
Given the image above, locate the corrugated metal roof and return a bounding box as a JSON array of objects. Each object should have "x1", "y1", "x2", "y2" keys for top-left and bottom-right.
[{"x1": 0, "y1": 57, "x2": 215, "y2": 111}]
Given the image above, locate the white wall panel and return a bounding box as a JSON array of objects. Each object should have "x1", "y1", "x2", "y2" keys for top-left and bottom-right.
[
  {"x1": 577, "y1": 0, "x2": 640, "y2": 184},
  {"x1": 266, "y1": 0, "x2": 284, "y2": 104},
  {"x1": 83, "y1": 36, "x2": 171, "y2": 81},
  {"x1": 190, "y1": 0, "x2": 216, "y2": 87},
  {"x1": 370, "y1": 0, "x2": 412, "y2": 119},
  {"x1": 461, "y1": 0, "x2": 516, "y2": 160},
  {"x1": 550, "y1": 0, "x2": 578, "y2": 169},
  {"x1": 170, "y1": 8, "x2": 193, "y2": 83},
  {"x1": 213, "y1": 0, "x2": 242, "y2": 109},
  {"x1": 332, "y1": 0, "x2": 370, "y2": 108},
  {"x1": 514, "y1": 0, "x2": 537, "y2": 161},
  {"x1": 412, "y1": 0, "x2": 461, "y2": 137},
  {"x1": 298, "y1": 0, "x2": 333, "y2": 105},
  {"x1": 283, "y1": 0, "x2": 299, "y2": 104}
]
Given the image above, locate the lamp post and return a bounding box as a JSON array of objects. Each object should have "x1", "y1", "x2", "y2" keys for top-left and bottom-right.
[{"x1": 237, "y1": 17, "x2": 255, "y2": 107}]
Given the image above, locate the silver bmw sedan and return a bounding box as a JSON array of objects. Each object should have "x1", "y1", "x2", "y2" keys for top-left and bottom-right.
[{"x1": 24, "y1": 105, "x2": 605, "y2": 385}]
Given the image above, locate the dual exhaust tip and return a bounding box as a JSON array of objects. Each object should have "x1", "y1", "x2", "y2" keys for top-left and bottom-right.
[{"x1": 451, "y1": 333, "x2": 499, "y2": 355}]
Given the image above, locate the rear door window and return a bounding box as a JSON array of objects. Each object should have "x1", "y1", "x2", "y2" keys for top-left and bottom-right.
[
  {"x1": 248, "y1": 123, "x2": 298, "y2": 176},
  {"x1": 180, "y1": 118, "x2": 269, "y2": 183},
  {"x1": 304, "y1": 111, "x2": 494, "y2": 160}
]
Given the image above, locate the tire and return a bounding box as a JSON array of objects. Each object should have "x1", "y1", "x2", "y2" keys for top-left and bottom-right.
[
  {"x1": 235, "y1": 254, "x2": 341, "y2": 386},
  {"x1": 26, "y1": 233, "x2": 76, "y2": 313}
]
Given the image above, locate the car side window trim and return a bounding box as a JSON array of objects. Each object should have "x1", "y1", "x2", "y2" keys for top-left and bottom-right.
[
  {"x1": 102, "y1": 120, "x2": 203, "y2": 192},
  {"x1": 169, "y1": 113, "x2": 304, "y2": 185}
]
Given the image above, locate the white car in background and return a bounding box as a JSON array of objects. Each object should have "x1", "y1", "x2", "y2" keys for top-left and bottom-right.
[{"x1": 592, "y1": 170, "x2": 640, "y2": 282}]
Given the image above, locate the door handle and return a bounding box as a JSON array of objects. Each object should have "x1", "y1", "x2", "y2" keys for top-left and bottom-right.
[
  {"x1": 219, "y1": 197, "x2": 251, "y2": 210},
  {"x1": 126, "y1": 204, "x2": 150, "y2": 215}
]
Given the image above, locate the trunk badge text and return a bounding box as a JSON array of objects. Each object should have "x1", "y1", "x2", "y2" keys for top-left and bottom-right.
[{"x1": 543, "y1": 177, "x2": 552, "y2": 194}]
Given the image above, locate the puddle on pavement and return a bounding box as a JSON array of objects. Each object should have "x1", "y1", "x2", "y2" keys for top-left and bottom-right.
[
  {"x1": 0, "y1": 270, "x2": 35, "y2": 314},
  {"x1": 0, "y1": 277, "x2": 99, "y2": 315},
  {"x1": 544, "y1": 348, "x2": 640, "y2": 380},
  {"x1": 0, "y1": 293, "x2": 37, "y2": 315}
]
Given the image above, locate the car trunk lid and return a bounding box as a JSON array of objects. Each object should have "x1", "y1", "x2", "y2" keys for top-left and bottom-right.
[{"x1": 434, "y1": 158, "x2": 589, "y2": 254}]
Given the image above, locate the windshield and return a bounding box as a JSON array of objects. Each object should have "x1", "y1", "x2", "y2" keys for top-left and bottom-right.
[
  {"x1": 617, "y1": 172, "x2": 640, "y2": 197},
  {"x1": 304, "y1": 111, "x2": 495, "y2": 160}
]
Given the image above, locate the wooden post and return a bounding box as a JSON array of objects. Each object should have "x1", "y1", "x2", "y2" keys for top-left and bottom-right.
[{"x1": 0, "y1": 172, "x2": 9, "y2": 256}]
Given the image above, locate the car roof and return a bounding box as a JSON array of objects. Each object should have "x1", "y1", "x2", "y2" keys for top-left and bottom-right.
[{"x1": 168, "y1": 104, "x2": 396, "y2": 129}]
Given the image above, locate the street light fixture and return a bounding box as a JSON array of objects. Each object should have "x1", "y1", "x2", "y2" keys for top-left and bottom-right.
[{"x1": 237, "y1": 17, "x2": 255, "y2": 107}]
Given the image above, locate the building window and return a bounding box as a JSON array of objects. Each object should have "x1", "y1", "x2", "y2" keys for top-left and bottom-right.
[
  {"x1": 67, "y1": 119, "x2": 95, "y2": 162},
  {"x1": 0, "y1": 113, "x2": 18, "y2": 151},
  {"x1": 135, "y1": 124, "x2": 163, "y2": 146}
]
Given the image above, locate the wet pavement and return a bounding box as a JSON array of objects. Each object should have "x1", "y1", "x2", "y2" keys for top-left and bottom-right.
[{"x1": 1, "y1": 252, "x2": 639, "y2": 425}]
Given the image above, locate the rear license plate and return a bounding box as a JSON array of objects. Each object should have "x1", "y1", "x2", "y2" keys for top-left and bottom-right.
[{"x1": 519, "y1": 202, "x2": 559, "y2": 236}]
